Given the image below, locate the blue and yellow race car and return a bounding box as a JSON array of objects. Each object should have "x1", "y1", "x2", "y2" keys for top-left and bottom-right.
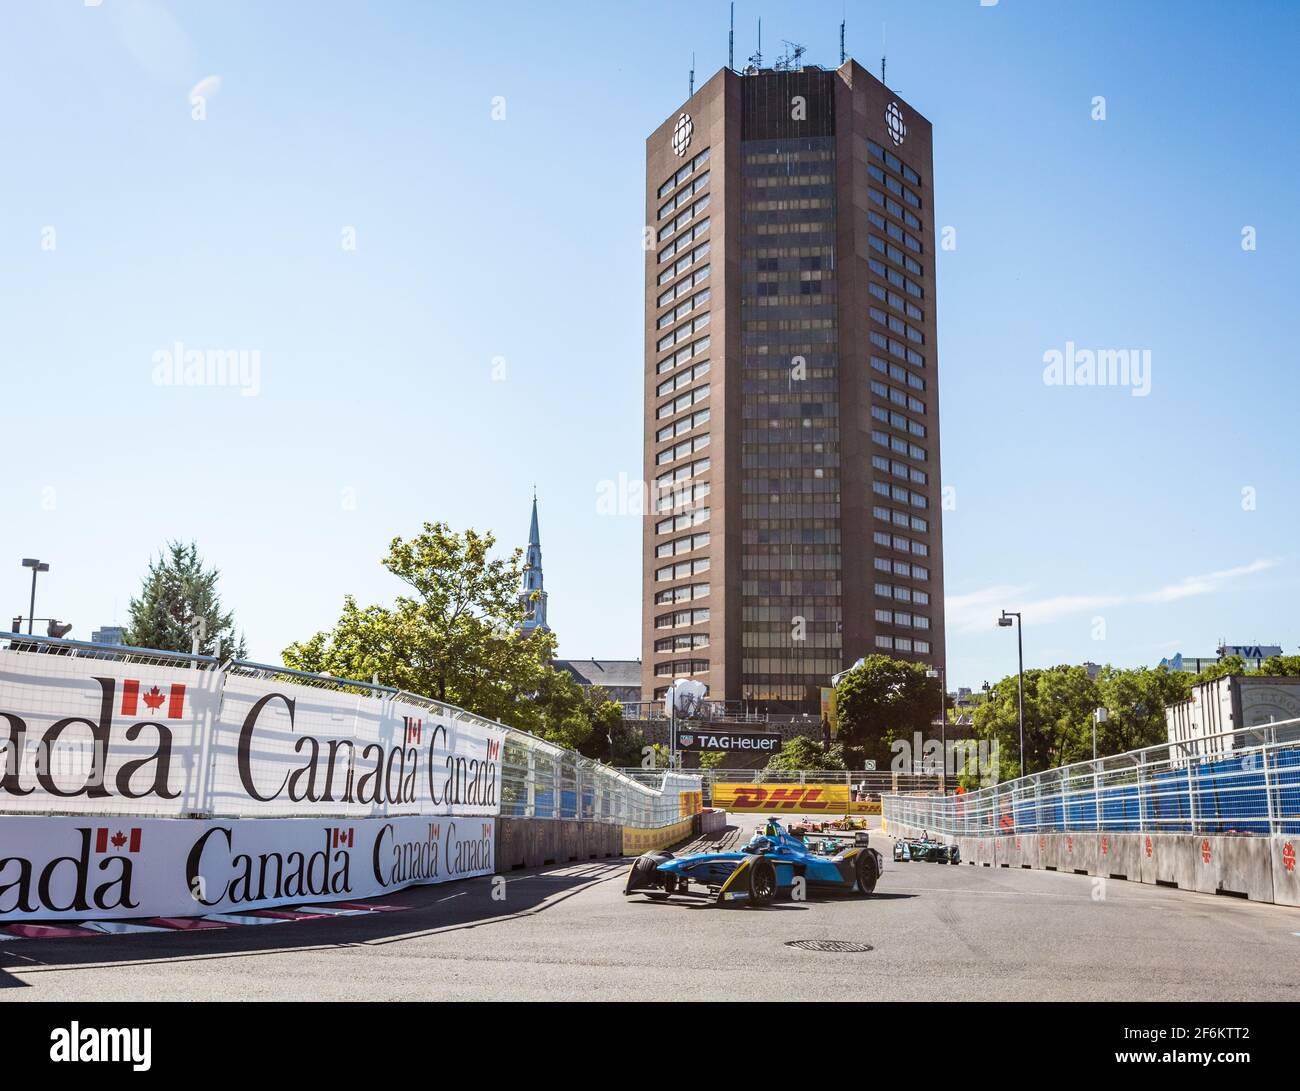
[{"x1": 624, "y1": 818, "x2": 884, "y2": 906}]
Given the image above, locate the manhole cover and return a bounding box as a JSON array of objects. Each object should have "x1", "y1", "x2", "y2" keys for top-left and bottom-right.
[{"x1": 785, "y1": 939, "x2": 874, "y2": 953}]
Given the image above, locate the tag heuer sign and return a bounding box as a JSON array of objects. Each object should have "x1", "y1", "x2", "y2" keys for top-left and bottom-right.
[{"x1": 676, "y1": 730, "x2": 782, "y2": 753}]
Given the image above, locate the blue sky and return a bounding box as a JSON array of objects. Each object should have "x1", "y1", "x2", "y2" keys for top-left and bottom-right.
[{"x1": 2, "y1": 0, "x2": 1297, "y2": 691}]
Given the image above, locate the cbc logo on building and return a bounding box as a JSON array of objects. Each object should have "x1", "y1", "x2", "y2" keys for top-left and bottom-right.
[
  {"x1": 884, "y1": 101, "x2": 906, "y2": 146},
  {"x1": 672, "y1": 112, "x2": 693, "y2": 157}
]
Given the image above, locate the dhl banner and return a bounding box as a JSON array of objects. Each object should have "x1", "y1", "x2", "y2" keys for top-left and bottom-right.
[
  {"x1": 678, "y1": 790, "x2": 703, "y2": 817},
  {"x1": 712, "y1": 782, "x2": 877, "y2": 814}
]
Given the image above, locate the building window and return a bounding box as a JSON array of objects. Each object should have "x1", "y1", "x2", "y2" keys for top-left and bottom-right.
[{"x1": 654, "y1": 582, "x2": 710, "y2": 605}]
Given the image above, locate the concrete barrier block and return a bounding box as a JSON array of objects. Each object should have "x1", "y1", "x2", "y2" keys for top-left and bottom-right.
[
  {"x1": 1269, "y1": 836, "x2": 1300, "y2": 907},
  {"x1": 1039, "y1": 833, "x2": 1064, "y2": 871},
  {"x1": 1004, "y1": 834, "x2": 1035, "y2": 867},
  {"x1": 1098, "y1": 833, "x2": 1141, "y2": 880},
  {"x1": 1063, "y1": 832, "x2": 1097, "y2": 875},
  {"x1": 1137, "y1": 832, "x2": 1158, "y2": 885},
  {"x1": 1146, "y1": 834, "x2": 1195, "y2": 889},
  {"x1": 1191, "y1": 836, "x2": 1273, "y2": 902}
]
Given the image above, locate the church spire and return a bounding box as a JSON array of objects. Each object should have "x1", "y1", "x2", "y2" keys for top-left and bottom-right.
[{"x1": 520, "y1": 491, "x2": 549, "y2": 634}]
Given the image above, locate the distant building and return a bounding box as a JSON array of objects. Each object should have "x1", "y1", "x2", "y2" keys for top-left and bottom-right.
[
  {"x1": 519, "y1": 493, "x2": 550, "y2": 636},
  {"x1": 554, "y1": 659, "x2": 642, "y2": 705},
  {"x1": 91, "y1": 626, "x2": 125, "y2": 645},
  {"x1": 1165, "y1": 674, "x2": 1300, "y2": 758},
  {"x1": 1160, "y1": 644, "x2": 1286, "y2": 674}
]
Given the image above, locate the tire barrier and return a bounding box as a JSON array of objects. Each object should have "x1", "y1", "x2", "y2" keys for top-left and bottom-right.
[
  {"x1": 494, "y1": 818, "x2": 624, "y2": 870},
  {"x1": 699, "y1": 808, "x2": 727, "y2": 834}
]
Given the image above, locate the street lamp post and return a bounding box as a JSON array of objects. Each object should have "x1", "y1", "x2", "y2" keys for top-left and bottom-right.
[
  {"x1": 21, "y1": 559, "x2": 49, "y2": 636},
  {"x1": 925, "y1": 666, "x2": 946, "y2": 793},
  {"x1": 998, "y1": 610, "x2": 1025, "y2": 776}
]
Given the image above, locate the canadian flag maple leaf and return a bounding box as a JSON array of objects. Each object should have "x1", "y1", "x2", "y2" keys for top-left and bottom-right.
[
  {"x1": 111, "y1": 831, "x2": 127, "y2": 849},
  {"x1": 142, "y1": 686, "x2": 166, "y2": 711}
]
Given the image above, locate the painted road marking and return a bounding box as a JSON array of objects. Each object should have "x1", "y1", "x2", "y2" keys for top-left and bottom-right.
[
  {"x1": 202, "y1": 913, "x2": 293, "y2": 927},
  {"x1": 78, "y1": 921, "x2": 171, "y2": 935}
]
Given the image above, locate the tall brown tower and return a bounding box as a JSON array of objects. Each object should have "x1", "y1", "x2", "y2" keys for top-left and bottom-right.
[{"x1": 642, "y1": 60, "x2": 945, "y2": 711}]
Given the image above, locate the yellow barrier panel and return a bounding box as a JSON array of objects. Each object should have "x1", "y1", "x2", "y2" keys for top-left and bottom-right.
[
  {"x1": 712, "y1": 783, "x2": 877, "y2": 815},
  {"x1": 623, "y1": 817, "x2": 695, "y2": 856},
  {"x1": 678, "y1": 790, "x2": 703, "y2": 817}
]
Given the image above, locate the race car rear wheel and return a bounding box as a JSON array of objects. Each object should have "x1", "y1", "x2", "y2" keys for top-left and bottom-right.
[
  {"x1": 747, "y1": 856, "x2": 778, "y2": 906},
  {"x1": 854, "y1": 850, "x2": 880, "y2": 896}
]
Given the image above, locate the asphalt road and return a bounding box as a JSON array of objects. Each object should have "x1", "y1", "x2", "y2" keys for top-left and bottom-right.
[{"x1": 3, "y1": 815, "x2": 1298, "y2": 1001}]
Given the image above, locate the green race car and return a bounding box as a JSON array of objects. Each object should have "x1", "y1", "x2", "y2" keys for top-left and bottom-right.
[{"x1": 893, "y1": 835, "x2": 960, "y2": 864}]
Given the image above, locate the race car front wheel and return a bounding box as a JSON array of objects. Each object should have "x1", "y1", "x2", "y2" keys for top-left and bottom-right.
[
  {"x1": 855, "y1": 850, "x2": 880, "y2": 896},
  {"x1": 747, "y1": 857, "x2": 778, "y2": 906},
  {"x1": 628, "y1": 853, "x2": 672, "y2": 898}
]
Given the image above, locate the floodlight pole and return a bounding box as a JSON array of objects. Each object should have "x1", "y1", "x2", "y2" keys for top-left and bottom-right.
[
  {"x1": 999, "y1": 610, "x2": 1025, "y2": 775},
  {"x1": 21, "y1": 559, "x2": 49, "y2": 636}
]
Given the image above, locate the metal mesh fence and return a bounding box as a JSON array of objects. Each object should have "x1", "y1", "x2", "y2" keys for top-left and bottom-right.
[
  {"x1": 0, "y1": 632, "x2": 698, "y2": 827},
  {"x1": 883, "y1": 718, "x2": 1300, "y2": 838}
]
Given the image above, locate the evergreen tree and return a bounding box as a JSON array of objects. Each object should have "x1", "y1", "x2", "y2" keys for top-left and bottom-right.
[{"x1": 124, "y1": 541, "x2": 246, "y2": 658}]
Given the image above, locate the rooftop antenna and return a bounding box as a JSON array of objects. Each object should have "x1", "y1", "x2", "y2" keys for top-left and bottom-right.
[
  {"x1": 776, "y1": 40, "x2": 805, "y2": 71},
  {"x1": 729, "y1": 2, "x2": 734, "y2": 70},
  {"x1": 689, "y1": 51, "x2": 695, "y2": 96},
  {"x1": 840, "y1": 19, "x2": 846, "y2": 65},
  {"x1": 881, "y1": 22, "x2": 887, "y2": 86}
]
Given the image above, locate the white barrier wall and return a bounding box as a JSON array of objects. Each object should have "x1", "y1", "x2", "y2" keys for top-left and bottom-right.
[
  {"x1": 0, "y1": 652, "x2": 503, "y2": 819},
  {"x1": 0, "y1": 814, "x2": 495, "y2": 921},
  {"x1": 0, "y1": 651, "x2": 222, "y2": 815},
  {"x1": 0, "y1": 648, "x2": 707, "y2": 921},
  {"x1": 208, "y1": 678, "x2": 503, "y2": 818}
]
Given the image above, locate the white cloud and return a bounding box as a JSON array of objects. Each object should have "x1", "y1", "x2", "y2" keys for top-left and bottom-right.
[
  {"x1": 944, "y1": 584, "x2": 1026, "y2": 634},
  {"x1": 1135, "y1": 559, "x2": 1278, "y2": 604},
  {"x1": 189, "y1": 75, "x2": 222, "y2": 102},
  {"x1": 946, "y1": 559, "x2": 1279, "y2": 634}
]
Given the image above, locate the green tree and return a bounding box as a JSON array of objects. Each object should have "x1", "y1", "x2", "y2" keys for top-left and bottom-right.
[
  {"x1": 765, "y1": 734, "x2": 845, "y2": 771},
  {"x1": 971, "y1": 665, "x2": 1100, "y2": 779},
  {"x1": 971, "y1": 663, "x2": 1195, "y2": 780},
  {"x1": 832, "y1": 655, "x2": 935, "y2": 768},
  {"x1": 1095, "y1": 664, "x2": 1190, "y2": 754},
  {"x1": 124, "y1": 541, "x2": 246, "y2": 658},
  {"x1": 1191, "y1": 655, "x2": 1246, "y2": 683},
  {"x1": 1259, "y1": 655, "x2": 1300, "y2": 677},
  {"x1": 283, "y1": 522, "x2": 556, "y2": 728}
]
